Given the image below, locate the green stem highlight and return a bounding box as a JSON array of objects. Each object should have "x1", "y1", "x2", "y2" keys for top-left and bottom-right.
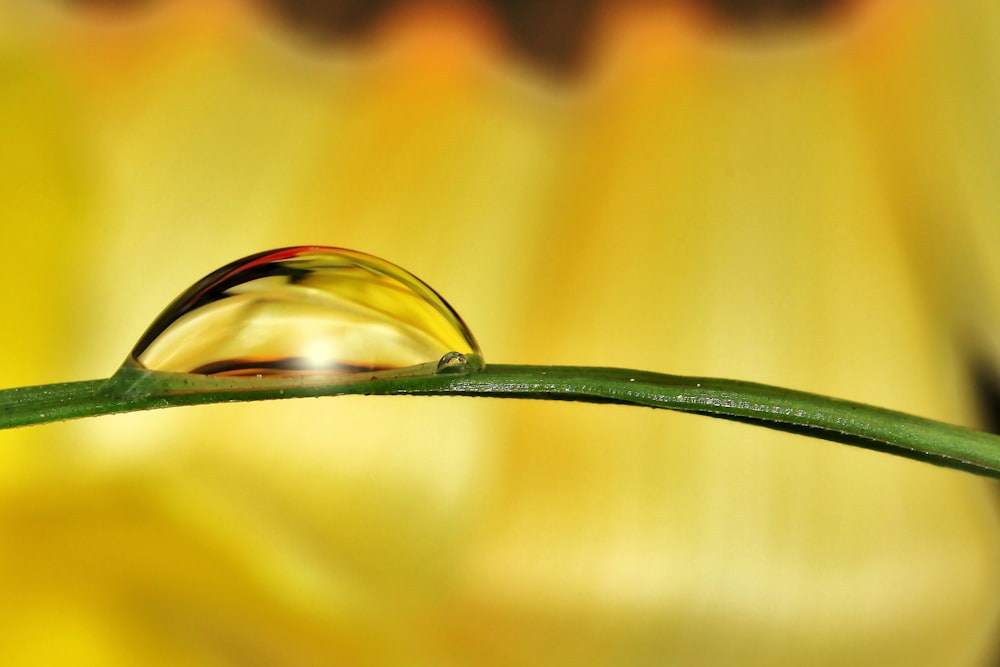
[{"x1": 2, "y1": 364, "x2": 999, "y2": 479}]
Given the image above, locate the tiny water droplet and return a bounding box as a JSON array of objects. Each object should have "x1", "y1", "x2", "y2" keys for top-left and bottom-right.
[
  {"x1": 436, "y1": 351, "x2": 467, "y2": 373},
  {"x1": 125, "y1": 246, "x2": 483, "y2": 378}
]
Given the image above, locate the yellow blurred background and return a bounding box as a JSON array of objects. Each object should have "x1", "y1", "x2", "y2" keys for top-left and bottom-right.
[{"x1": 1, "y1": 0, "x2": 1000, "y2": 664}]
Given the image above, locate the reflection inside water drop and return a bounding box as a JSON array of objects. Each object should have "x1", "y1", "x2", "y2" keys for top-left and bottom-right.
[
  {"x1": 126, "y1": 246, "x2": 483, "y2": 378},
  {"x1": 436, "y1": 351, "x2": 469, "y2": 374}
]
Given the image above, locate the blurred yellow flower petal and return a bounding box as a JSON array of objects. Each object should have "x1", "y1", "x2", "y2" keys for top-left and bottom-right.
[{"x1": 0, "y1": 0, "x2": 998, "y2": 665}]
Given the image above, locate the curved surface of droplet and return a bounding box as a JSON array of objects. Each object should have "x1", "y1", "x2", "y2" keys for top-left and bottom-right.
[
  {"x1": 436, "y1": 351, "x2": 469, "y2": 374},
  {"x1": 127, "y1": 246, "x2": 483, "y2": 377}
]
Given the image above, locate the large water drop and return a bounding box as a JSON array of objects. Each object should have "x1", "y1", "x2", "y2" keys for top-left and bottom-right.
[{"x1": 126, "y1": 246, "x2": 483, "y2": 378}]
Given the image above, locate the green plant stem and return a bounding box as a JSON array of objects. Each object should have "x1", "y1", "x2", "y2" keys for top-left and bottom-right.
[{"x1": 2, "y1": 364, "x2": 999, "y2": 479}]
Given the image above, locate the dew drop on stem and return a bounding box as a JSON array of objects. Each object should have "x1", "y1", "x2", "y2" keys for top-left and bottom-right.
[{"x1": 123, "y1": 246, "x2": 483, "y2": 379}]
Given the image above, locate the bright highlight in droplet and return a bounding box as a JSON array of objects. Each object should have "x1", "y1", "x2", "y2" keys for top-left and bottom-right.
[{"x1": 126, "y1": 246, "x2": 483, "y2": 377}]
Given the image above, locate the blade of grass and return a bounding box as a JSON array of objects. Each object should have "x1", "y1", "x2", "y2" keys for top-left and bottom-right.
[{"x1": 2, "y1": 364, "x2": 999, "y2": 479}]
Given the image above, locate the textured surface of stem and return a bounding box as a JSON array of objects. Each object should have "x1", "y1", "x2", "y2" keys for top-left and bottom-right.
[{"x1": 2, "y1": 365, "x2": 999, "y2": 478}]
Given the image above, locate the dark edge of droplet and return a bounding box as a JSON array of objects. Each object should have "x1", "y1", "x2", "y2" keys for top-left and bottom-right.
[
  {"x1": 129, "y1": 248, "x2": 296, "y2": 361},
  {"x1": 128, "y1": 246, "x2": 485, "y2": 371},
  {"x1": 188, "y1": 357, "x2": 399, "y2": 376}
]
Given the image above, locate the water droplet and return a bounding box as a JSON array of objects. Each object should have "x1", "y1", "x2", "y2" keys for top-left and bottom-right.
[
  {"x1": 436, "y1": 351, "x2": 469, "y2": 374},
  {"x1": 126, "y1": 246, "x2": 483, "y2": 378}
]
